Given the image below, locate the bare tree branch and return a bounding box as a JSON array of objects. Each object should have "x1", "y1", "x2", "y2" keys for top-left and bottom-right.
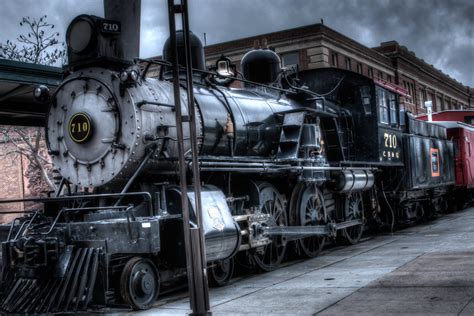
[
  {"x1": 1, "y1": 126, "x2": 56, "y2": 195},
  {"x1": 0, "y1": 15, "x2": 65, "y2": 66}
]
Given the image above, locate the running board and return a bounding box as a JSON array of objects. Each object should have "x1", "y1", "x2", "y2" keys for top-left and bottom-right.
[{"x1": 263, "y1": 219, "x2": 363, "y2": 241}]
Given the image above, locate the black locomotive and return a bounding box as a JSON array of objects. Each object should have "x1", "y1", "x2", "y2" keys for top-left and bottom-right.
[{"x1": 0, "y1": 14, "x2": 465, "y2": 313}]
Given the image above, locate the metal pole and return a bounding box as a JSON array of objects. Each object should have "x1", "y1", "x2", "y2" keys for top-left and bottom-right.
[
  {"x1": 167, "y1": 1, "x2": 211, "y2": 315},
  {"x1": 180, "y1": 0, "x2": 211, "y2": 314}
]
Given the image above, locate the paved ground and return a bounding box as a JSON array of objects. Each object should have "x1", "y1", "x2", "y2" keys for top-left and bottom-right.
[{"x1": 132, "y1": 207, "x2": 474, "y2": 315}]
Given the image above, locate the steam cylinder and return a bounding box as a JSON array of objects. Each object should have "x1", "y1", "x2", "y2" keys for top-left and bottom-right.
[{"x1": 332, "y1": 170, "x2": 375, "y2": 192}]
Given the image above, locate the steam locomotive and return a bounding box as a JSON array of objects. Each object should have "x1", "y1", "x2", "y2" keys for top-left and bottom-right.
[{"x1": 0, "y1": 14, "x2": 471, "y2": 313}]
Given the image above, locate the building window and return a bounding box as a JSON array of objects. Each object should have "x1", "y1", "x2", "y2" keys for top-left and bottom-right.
[
  {"x1": 437, "y1": 96, "x2": 443, "y2": 111},
  {"x1": 387, "y1": 75, "x2": 392, "y2": 83},
  {"x1": 368, "y1": 67, "x2": 374, "y2": 78},
  {"x1": 331, "y1": 53, "x2": 339, "y2": 67},
  {"x1": 419, "y1": 90, "x2": 424, "y2": 109},
  {"x1": 409, "y1": 83, "x2": 415, "y2": 100},
  {"x1": 464, "y1": 116, "x2": 474, "y2": 124},
  {"x1": 356, "y1": 63, "x2": 362, "y2": 74},
  {"x1": 281, "y1": 51, "x2": 299, "y2": 69},
  {"x1": 377, "y1": 71, "x2": 383, "y2": 80},
  {"x1": 427, "y1": 93, "x2": 435, "y2": 111},
  {"x1": 345, "y1": 57, "x2": 351, "y2": 70}
]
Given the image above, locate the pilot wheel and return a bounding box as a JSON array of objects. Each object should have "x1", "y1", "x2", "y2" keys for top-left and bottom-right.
[{"x1": 120, "y1": 257, "x2": 160, "y2": 310}]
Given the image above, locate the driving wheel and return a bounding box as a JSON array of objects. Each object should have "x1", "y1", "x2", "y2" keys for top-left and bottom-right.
[
  {"x1": 342, "y1": 192, "x2": 365, "y2": 245},
  {"x1": 297, "y1": 184, "x2": 327, "y2": 258},
  {"x1": 252, "y1": 183, "x2": 288, "y2": 272}
]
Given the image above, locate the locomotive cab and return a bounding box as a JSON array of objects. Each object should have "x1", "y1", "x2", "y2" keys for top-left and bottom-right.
[{"x1": 293, "y1": 68, "x2": 405, "y2": 166}]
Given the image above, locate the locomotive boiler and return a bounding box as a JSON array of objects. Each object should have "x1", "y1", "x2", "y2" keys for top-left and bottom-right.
[{"x1": 2, "y1": 12, "x2": 467, "y2": 314}]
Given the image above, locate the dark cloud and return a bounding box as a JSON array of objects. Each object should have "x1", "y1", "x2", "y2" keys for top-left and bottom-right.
[
  {"x1": 1, "y1": 0, "x2": 472, "y2": 86},
  {"x1": 0, "y1": 0, "x2": 103, "y2": 45},
  {"x1": 183, "y1": 0, "x2": 473, "y2": 87}
]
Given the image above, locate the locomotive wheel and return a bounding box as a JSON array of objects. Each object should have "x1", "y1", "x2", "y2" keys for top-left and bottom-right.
[
  {"x1": 253, "y1": 183, "x2": 288, "y2": 272},
  {"x1": 120, "y1": 257, "x2": 159, "y2": 310},
  {"x1": 208, "y1": 258, "x2": 234, "y2": 287},
  {"x1": 342, "y1": 193, "x2": 365, "y2": 245},
  {"x1": 415, "y1": 202, "x2": 425, "y2": 222},
  {"x1": 297, "y1": 184, "x2": 327, "y2": 258}
]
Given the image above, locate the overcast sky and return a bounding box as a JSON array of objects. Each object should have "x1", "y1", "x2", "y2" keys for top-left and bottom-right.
[{"x1": 0, "y1": 0, "x2": 472, "y2": 87}]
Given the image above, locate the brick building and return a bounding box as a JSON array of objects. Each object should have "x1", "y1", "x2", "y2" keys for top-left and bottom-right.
[
  {"x1": 0, "y1": 138, "x2": 27, "y2": 222},
  {"x1": 204, "y1": 23, "x2": 472, "y2": 115}
]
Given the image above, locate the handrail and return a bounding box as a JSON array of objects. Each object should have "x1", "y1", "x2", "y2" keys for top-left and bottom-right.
[{"x1": 0, "y1": 192, "x2": 154, "y2": 215}]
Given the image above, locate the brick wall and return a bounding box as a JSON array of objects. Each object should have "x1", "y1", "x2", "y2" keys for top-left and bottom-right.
[
  {"x1": 0, "y1": 142, "x2": 25, "y2": 223},
  {"x1": 0, "y1": 127, "x2": 50, "y2": 223}
]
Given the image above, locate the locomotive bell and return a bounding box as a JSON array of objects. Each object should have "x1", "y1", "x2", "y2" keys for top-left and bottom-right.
[{"x1": 241, "y1": 41, "x2": 281, "y2": 86}]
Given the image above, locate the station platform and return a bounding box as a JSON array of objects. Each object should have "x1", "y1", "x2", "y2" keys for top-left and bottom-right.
[{"x1": 133, "y1": 207, "x2": 474, "y2": 315}]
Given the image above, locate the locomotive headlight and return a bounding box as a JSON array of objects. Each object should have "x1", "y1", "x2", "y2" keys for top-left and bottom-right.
[
  {"x1": 33, "y1": 85, "x2": 50, "y2": 103},
  {"x1": 120, "y1": 69, "x2": 139, "y2": 84},
  {"x1": 315, "y1": 99, "x2": 324, "y2": 110},
  {"x1": 216, "y1": 55, "x2": 235, "y2": 77},
  {"x1": 67, "y1": 17, "x2": 95, "y2": 54},
  {"x1": 120, "y1": 71, "x2": 129, "y2": 82},
  {"x1": 211, "y1": 55, "x2": 236, "y2": 86}
]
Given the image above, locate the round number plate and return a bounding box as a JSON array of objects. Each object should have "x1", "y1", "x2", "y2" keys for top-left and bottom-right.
[{"x1": 68, "y1": 112, "x2": 93, "y2": 143}]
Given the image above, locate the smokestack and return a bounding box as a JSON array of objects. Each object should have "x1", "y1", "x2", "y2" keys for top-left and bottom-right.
[{"x1": 104, "y1": 0, "x2": 141, "y2": 61}]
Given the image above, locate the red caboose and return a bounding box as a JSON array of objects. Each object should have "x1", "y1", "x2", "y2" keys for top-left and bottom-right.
[
  {"x1": 420, "y1": 110, "x2": 474, "y2": 188},
  {"x1": 433, "y1": 121, "x2": 474, "y2": 188},
  {"x1": 418, "y1": 110, "x2": 474, "y2": 125}
]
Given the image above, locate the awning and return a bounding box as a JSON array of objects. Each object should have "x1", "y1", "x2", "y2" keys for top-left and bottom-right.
[{"x1": 0, "y1": 59, "x2": 63, "y2": 126}]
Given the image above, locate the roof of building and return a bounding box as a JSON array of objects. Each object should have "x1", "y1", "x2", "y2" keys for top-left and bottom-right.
[
  {"x1": 205, "y1": 23, "x2": 392, "y2": 66},
  {"x1": 373, "y1": 41, "x2": 471, "y2": 90},
  {"x1": 204, "y1": 23, "x2": 471, "y2": 94}
]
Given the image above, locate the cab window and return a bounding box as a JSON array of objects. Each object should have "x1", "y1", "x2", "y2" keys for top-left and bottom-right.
[
  {"x1": 377, "y1": 86, "x2": 398, "y2": 126},
  {"x1": 360, "y1": 86, "x2": 372, "y2": 115},
  {"x1": 377, "y1": 87, "x2": 389, "y2": 124},
  {"x1": 388, "y1": 91, "x2": 398, "y2": 126}
]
